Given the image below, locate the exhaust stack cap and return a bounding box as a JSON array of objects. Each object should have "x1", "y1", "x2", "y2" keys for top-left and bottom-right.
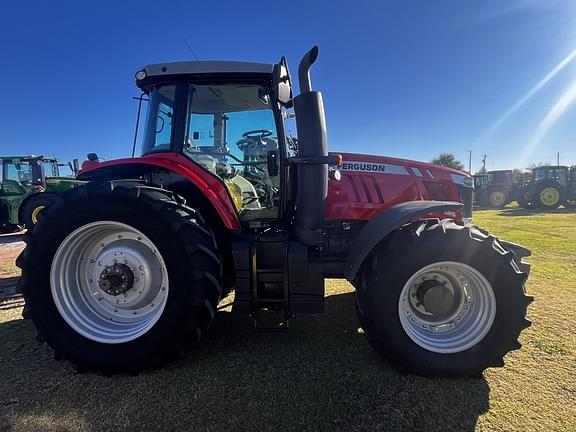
[{"x1": 298, "y1": 46, "x2": 319, "y2": 94}]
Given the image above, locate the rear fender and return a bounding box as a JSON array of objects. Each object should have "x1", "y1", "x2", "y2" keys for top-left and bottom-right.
[
  {"x1": 344, "y1": 200, "x2": 463, "y2": 281},
  {"x1": 77, "y1": 154, "x2": 241, "y2": 230}
]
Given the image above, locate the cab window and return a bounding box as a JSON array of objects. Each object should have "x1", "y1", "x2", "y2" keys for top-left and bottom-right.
[
  {"x1": 184, "y1": 83, "x2": 280, "y2": 220},
  {"x1": 4, "y1": 161, "x2": 33, "y2": 184},
  {"x1": 142, "y1": 85, "x2": 176, "y2": 153}
]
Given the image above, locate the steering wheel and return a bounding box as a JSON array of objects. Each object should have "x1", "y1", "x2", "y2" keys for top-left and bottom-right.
[
  {"x1": 236, "y1": 129, "x2": 273, "y2": 151},
  {"x1": 243, "y1": 129, "x2": 273, "y2": 139}
]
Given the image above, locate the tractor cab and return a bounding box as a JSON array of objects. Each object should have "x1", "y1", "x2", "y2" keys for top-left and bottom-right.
[
  {"x1": 487, "y1": 170, "x2": 513, "y2": 186},
  {"x1": 137, "y1": 65, "x2": 286, "y2": 220},
  {"x1": 532, "y1": 165, "x2": 569, "y2": 186},
  {"x1": 1, "y1": 156, "x2": 60, "y2": 188},
  {"x1": 473, "y1": 174, "x2": 488, "y2": 191}
]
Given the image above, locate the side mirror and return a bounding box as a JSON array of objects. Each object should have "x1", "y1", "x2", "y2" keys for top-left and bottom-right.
[
  {"x1": 267, "y1": 150, "x2": 279, "y2": 177},
  {"x1": 273, "y1": 56, "x2": 293, "y2": 108}
]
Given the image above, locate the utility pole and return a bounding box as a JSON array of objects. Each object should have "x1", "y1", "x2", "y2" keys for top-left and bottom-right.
[
  {"x1": 557, "y1": 152, "x2": 560, "y2": 166},
  {"x1": 467, "y1": 149, "x2": 472, "y2": 174},
  {"x1": 482, "y1": 154, "x2": 487, "y2": 172}
]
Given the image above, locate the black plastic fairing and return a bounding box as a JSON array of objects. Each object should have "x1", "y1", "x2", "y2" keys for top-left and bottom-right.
[{"x1": 344, "y1": 200, "x2": 463, "y2": 281}]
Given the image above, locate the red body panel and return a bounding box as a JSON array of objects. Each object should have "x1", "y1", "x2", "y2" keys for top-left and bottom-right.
[
  {"x1": 327, "y1": 153, "x2": 464, "y2": 221},
  {"x1": 78, "y1": 153, "x2": 241, "y2": 230},
  {"x1": 79, "y1": 151, "x2": 464, "y2": 229}
]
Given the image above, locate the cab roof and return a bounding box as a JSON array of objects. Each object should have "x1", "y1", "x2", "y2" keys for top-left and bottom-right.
[
  {"x1": 136, "y1": 61, "x2": 275, "y2": 90},
  {"x1": 0, "y1": 155, "x2": 57, "y2": 162}
]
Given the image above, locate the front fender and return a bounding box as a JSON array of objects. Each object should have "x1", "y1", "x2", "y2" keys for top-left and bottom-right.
[{"x1": 344, "y1": 200, "x2": 463, "y2": 281}]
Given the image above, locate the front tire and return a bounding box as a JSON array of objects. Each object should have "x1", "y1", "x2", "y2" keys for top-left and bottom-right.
[
  {"x1": 17, "y1": 181, "x2": 223, "y2": 374},
  {"x1": 356, "y1": 220, "x2": 532, "y2": 377}
]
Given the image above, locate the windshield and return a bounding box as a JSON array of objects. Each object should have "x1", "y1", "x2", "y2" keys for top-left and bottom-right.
[{"x1": 184, "y1": 83, "x2": 280, "y2": 219}]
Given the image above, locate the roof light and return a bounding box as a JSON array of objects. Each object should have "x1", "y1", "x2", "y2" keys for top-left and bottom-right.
[{"x1": 135, "y1": 70, "x2": 147, "y2": 81}]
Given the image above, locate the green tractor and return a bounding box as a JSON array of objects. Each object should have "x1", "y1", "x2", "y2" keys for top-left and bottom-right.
[
  {"x1": 517, "y1": 165, "x2": 576, "y2": 210},
  {"x1": 0, "y1": 155, "x2": 81, "y2": 232},
  {"x1": 473, "y1": 170, "x2": 523, "y2": 208}
]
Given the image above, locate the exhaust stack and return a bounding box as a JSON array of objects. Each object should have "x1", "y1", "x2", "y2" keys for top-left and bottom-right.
[{"x1": 293, "y1": 46, "x2": 328, "y2": 246}]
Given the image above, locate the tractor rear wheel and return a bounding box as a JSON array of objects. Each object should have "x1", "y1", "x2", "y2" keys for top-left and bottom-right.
[
  {"x1": 535, "y1": 182, "x2": 562, "y2": 210},
  {"x1": 356, "y1": 220, "x2": 532, "y2": 377},
  {"x1": 21, "y1": 193, "x2": 62, "y2": 230},
  {"x1": 16, "y1": 181, "x2": 222, "y2": 374},
  {"x1": 488, "y1": 189, "x2": 507, "y2": 208}
]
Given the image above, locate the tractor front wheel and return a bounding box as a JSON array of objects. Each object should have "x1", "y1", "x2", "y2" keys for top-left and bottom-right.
[
  {"x1": 17, "y1": 181, "x2": 223, "y2": 374},
  {"x1": 356, "y1": 220, "x2": 532, "y2": 377}
]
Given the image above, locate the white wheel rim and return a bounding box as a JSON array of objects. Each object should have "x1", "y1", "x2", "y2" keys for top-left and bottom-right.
[
  {"x1": 398, "y1": 261, "x2": 496, "y2": 353},
  {"x1": 51, "y1": 221, "x2": 169, "y2": 344}
]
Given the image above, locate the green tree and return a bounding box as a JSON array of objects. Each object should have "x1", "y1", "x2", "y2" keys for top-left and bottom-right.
[
  {"x1": 431, "y1": 153, "x2": 464, "y2": 171},
  {"x1": 476, "y1": 166, "x2": 487, "y2": 175}
]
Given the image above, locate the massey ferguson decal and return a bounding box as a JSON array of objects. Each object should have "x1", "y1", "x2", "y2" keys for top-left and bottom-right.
[{"x1": 341, "y1": 161, "x2": 409, "y2": 175}]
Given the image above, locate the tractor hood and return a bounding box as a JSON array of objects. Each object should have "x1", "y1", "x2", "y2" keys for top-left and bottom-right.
[
  {"x1": 337, "y1": 152, "x2": 468, "y2": 178},
  {"x1": 326, "y1": 152, "x2": 472, "y2": 221}
]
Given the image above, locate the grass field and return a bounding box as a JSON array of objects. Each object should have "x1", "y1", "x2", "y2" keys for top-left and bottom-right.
[{"x1": 1, "y1": 207, "x2": 575, "y2": 431}]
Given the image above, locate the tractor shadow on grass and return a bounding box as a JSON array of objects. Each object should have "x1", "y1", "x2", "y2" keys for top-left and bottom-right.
[
  {"x1": 497, "y1": 207, "x2": 576, "y2": 217},
  {"x1": 0, "y1": 291, "x2": 489, "y2": 432}
]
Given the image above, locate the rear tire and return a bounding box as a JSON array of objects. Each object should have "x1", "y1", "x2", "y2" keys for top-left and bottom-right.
[
  {"x1": 21, "y1": 193, "x2": 61, "y2": 230},
  {"x1": 356, "y1": 220, "x2": 532, "y2": 377},
  {"x1": 16, "y1": 181, "x2": 223, "y2": 374},
  {"x1": 534, "y1": 182, "x2": 562, "y2": 210},
  {"x1": 488, "y1": 189, "x2": 507, "y2": 208}
]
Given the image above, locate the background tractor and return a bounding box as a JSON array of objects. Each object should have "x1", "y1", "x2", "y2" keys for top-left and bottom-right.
[
  {"x1": 0, "y1": 155, "x2": 80, "y2": 232},
  {"x1": 17, "y1": 47, "x2": 532, "y2": 378},
  {"x1": 473, "y1": 170, "x2": 522, "y2": 208},
  {"x1": 517, "y1": 165, "x2": 576, "y2": 209}
]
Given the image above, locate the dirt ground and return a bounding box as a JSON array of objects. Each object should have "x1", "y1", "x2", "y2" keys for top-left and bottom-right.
[
  {"x1": 0, "y1": 235, "x2": 24, "y2": 305},
  {"x1": 0, "y1": 235, "x2": 24, "y2": 278}
]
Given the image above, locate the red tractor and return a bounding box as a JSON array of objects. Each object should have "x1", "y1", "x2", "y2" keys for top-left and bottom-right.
[{"x1": 17, "y1": 47, "x2": 532, "y2": 377}]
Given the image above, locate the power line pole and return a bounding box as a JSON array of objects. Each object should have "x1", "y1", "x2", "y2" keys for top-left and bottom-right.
[
  {"x1": 482, "y1": 154, "x2": 487, "y2": 171},
  {"x1": 557, "y1": 151, "x2": 560, "y2": 166},
  {"x1": 466, "y1": 149, "x2": 472, "y2": 174}
]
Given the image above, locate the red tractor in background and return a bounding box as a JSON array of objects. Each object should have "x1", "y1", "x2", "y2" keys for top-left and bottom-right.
[{"x1": 17, "y1": 47, "x2": 532, "y2": 377}]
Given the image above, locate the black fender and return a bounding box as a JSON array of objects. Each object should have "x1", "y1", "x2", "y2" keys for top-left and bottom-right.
[{"x1": 344, "y1": 200, "x2": 463, "y2": 281}]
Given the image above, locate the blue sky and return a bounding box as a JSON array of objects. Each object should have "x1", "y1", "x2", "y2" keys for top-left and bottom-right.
[{"x1": 1, "y1": 0, "x2": 575, "y2": 173}]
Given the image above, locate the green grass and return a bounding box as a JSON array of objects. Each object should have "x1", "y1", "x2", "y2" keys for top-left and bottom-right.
[
  {"x1": 0, "y1": 206, "x2": 575, "y2": 431},
  {"x1": 0, "y1": 261, "x2": 19, "y2": 275}
]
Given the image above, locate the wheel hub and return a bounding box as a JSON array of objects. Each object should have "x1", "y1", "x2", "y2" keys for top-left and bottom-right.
[
  {"x1": 50, "y1": 221, "x2": 169, "y2": 344},
  {"x1": 398, "y1": 262, "x2": 496, "y2": 353},
  {"x1": 98, "y1": 263, "x2": 135, "y2": 296},
  {"x1": 491, "y1": 192, "x2": 505, "y2": 206},
  {"x1": 416, "y1": 280, "x2": 455, "y2": 315}
]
